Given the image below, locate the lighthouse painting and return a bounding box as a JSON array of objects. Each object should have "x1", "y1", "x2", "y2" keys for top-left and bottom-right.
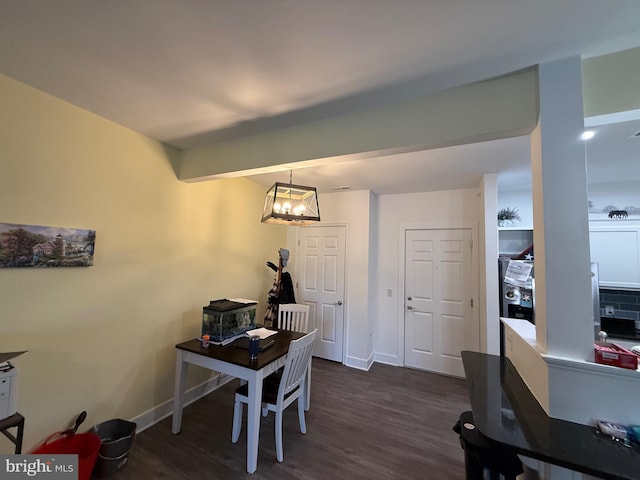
[{"x1": 0, "y1": 222, "x2": 95, "y2": 268}]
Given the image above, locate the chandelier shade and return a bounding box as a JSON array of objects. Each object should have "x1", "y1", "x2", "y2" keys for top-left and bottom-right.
[{"x1": 261, "y1": 181, "x2": 320, "y2": 225}]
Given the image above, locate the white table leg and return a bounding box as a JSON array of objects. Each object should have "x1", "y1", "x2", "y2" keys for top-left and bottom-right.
[
  {"x1": 172, "y1": 350, "x2": 187, "y2": 434},
  {"x1": 246, "y1": 372, "x2": 263, "y2": 474}
]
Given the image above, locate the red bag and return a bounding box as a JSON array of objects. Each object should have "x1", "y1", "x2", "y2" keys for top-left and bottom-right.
[{"x1": 32, "y1": 412, "x2": 101, "y2": 480}]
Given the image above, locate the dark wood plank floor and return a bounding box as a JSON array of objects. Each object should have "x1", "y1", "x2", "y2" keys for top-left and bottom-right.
[{"x1": 109, "y1": 359, "x2": 471, "y2": 479}]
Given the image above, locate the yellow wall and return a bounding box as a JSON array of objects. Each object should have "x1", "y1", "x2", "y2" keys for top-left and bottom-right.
[
  {"x1": 583, "y1": 47, "x2": 640, "y2": 117},
  {"x1": 0, "y1": 73, "x2": 286, "y2": 452}
]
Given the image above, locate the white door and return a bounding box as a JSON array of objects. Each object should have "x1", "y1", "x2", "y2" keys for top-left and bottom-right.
[
  {"x1": 404, "y1": 228, "x2": 475, "y2": 377},
  {"x1": 298, "y1": 226, "x2": 346, "y2": 362}
]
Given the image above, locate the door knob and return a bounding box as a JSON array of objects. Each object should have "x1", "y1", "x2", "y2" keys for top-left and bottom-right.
[
  {"x1": 333, "y1": 300, "x2": 343, "y2": 306},
  {"x1": 407, "y1": 296, "x2": 412, "y2": 301},
  {"x1": 407, "y1": 305, "x2": 414, "y2": 310}
]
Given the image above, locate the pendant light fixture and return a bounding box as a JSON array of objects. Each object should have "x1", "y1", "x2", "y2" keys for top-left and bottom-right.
[{"x1": 261, "y1": 170, "x2": 320, "y2": 225}]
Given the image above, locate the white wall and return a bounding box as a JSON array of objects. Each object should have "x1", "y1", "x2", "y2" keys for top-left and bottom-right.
[
  {"x1": 373, "y1": 188, "x2": 481, "y2": 365},
  {"x1": 588, "y1": 180, "x2": 640, "y2": 218},
  {"x1": 290, "y1": 187, "x2": 485, "y2": 369},
  {"x1": 288, "y1": 189, "x2": 374, "y2": 370},
  {"x1": 498, "y1": 188, "x2": 534, "y2": 229},
  {"x1": 532, "y1": 56, "x2": 593, "y2": 361},
  {"x1": 480, "y1": 174, "x2": 500, "y2": 354}
]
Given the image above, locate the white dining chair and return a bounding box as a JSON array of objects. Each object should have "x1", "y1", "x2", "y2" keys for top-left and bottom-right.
[
  {"x1": 277, "y1": 303, "x2": 312, "y2": 411},
  {"x1": 232, "y1": 329, "x2": 318, "y2": 463},
  {"x1": 278, "y1": 303, "x2": 310, "y2": 332}
]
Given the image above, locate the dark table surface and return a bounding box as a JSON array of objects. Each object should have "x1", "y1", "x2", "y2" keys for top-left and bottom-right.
[
  {"x1": 462, "y1": 351, "x2": 640, "y2": 480},
  {"x1": 176, "y1": 329, "x2": 305, "y2": 370}
]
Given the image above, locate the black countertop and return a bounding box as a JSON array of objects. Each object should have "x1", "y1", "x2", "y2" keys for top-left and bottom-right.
[{"x1": 462, "y1": 351, "x2": 640, "y2": 480}]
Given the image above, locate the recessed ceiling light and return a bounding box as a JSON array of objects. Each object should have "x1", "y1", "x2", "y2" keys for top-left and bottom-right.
[{"x1": 580, "y1": 130, "x2": 595, "y2": 141}]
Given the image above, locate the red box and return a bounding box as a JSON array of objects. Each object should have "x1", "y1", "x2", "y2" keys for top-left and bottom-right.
[{"x1": 594, "y1": 343, "x2": 639, "y2": 370}]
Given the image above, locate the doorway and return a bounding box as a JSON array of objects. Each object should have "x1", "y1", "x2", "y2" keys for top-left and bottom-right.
[
  {"x1": 297, "y1": 225, "x2": 346, "y2": 362},
  {"x1": 403, "y1": 228, "x2": 478, "y2": 377}
]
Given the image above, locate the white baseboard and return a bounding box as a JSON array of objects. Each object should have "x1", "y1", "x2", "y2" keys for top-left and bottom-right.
[
  {"x1": 131, "y1": 373, "x2": 235, "y2": 434},
  {"x1": 373, "y1": 352, "x2": 400, "y2": 366}
]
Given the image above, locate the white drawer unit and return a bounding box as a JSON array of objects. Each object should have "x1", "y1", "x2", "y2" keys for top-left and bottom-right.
[{"x1": 0, "y1": 365, "x2": 18, "y2": 420}]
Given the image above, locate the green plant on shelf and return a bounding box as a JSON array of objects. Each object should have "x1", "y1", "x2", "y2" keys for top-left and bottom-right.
[{"x1": 497, "y1": 207, "x2": 521, "y2": 227}]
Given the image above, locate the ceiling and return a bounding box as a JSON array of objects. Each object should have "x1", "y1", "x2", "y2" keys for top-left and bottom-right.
[{"x1": 2, "y1": 1, "x2": 640, "y2": 194}]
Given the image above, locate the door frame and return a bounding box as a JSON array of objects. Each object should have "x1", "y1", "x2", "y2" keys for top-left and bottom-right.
[
  {"x1": 293, "y1": 222, "x2": 349, "y2": 365},
  {"x1": 397, "y1": 222, "x2": 480, "y2": 367}
]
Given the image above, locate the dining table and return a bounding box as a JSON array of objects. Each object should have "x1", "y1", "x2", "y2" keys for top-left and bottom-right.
[{"x1": 172, "y1": 329, "x2": 305, "y2": 474}]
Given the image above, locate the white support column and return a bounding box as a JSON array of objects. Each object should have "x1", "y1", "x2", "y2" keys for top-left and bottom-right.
[
  {"x1": 531, "y1": 57, "x2": 593, "y2": 360},
  {"x1": 480, "y1": 174, "x2": 499, "y2": 354}
]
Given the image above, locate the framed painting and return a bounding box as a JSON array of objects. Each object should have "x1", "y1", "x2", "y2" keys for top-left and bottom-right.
[{"x1": 0, "y1": 222, "x2": 96, "y2": 268}]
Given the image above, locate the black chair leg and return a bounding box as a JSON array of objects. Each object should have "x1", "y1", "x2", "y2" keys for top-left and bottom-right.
[
  {"x1": 463, "y1": 446, "x2": 484, "y2": 480},
  {"x1": 454, "y1": 411, "x2": 523, "y2": 480}
]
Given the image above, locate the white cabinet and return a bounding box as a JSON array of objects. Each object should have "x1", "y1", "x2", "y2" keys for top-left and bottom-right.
[{"x1": 589, "y1": 223, "x2": 640, "y2": 288}]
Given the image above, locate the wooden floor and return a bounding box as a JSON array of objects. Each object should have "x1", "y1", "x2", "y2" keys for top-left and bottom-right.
[{"x1": 109, "y1": 359, "x2": 471, "y2": 479}]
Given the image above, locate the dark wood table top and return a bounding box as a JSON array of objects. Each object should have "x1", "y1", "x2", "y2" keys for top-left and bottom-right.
[
  {"x1": 462, "y1": 351, "x2": 640, "y2": 480},
  {"x1": 176, "y1": 329, "x2": 305, "y2": 370},
  {"x1": 0, "y1": 412, "x2": 24, "y2": 430}
]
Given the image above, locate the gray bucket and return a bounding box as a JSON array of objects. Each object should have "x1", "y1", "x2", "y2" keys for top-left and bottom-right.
[
  {"x1": 90, "y1": 419, "x2": 136, "y2": 477},
  {"x1": 92, "y1": 451, "x2": 129, "y2": 478}
]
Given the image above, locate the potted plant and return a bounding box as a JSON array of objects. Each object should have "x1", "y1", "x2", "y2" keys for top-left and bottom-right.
[{"x1": 497, "y1": 207, "x2": 521, "y2": 227}]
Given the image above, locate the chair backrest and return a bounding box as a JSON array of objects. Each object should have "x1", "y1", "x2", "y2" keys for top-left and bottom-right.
[
  {"x1": 278, "y1": 304, "x2": 310, "y2": 332},
  {"x1": 277, "y1": 329, "x2": 317, "y2": 403}
]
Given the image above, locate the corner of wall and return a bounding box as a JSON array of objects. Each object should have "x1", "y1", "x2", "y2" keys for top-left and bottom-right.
[{"x1": 345, "y1": 352, "x2": 375, "y2": 371}]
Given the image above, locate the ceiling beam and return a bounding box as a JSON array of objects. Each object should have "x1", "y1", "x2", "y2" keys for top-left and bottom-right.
[{"x1": 176, "y1": 68, "x2": 539, "y2": 182}]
